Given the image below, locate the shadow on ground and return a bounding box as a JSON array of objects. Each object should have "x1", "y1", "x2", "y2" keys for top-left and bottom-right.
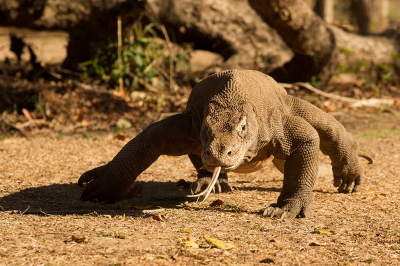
[{"x1": 0, "y1": 180, "x2": 288, "y2": 217}]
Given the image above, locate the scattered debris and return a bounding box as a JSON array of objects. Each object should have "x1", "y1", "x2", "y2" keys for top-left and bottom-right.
[
  {"x1": 64, "y1": 235, "x2": 89, "y2": 244},
  {"x1": 313, "y1": 228, "x2": 335, "y2": 236},
  {"x1": 183, "y1": 235, "x2": 199, "y2": 248}
]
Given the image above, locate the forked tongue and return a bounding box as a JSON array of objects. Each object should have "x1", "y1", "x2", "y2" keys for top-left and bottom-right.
[{"x1": 187, "y1": 166, "x2": 221, "y2": 202}]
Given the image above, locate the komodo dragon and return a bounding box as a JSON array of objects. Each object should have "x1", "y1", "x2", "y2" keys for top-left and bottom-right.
[{"x1": 78, "y1": 69, "x2": 372, "y2": 219}]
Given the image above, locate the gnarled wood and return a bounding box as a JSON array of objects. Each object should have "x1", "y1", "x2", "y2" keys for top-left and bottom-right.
[{"x1": 249, "y1": 0, "x2": 400, "y2": 83}]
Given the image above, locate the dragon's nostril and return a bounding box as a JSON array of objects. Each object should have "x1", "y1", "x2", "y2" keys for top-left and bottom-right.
[
  {"x1": 227, "y1": 151, "x2": 232, "y2": 156},
  {"x1": 206, "y1": 150, "x2": 210, "y2": 157}
]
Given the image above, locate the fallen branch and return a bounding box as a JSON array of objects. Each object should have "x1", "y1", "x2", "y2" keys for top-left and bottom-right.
[
  {"x1": 279, "y1": 82, "x2": 395, "y2": 108},
  {"x1": 0, "y1": 112, "x2": 27, "y2": 137},
  {"x1": 279, "y1": 82, "x2": 358, "y2": 103}
]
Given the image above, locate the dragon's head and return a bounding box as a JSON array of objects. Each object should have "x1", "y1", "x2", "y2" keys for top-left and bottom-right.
[{"x1": 200, "y1": 102, "x2": 259, "y2": 171}]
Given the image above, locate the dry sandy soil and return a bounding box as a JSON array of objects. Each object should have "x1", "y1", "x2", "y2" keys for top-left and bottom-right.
[{"x1": 0, "y1": 111, "x2": 399, "y2": 265}]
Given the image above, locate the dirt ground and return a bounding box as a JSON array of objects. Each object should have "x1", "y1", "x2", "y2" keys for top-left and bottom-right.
[{"x1": 0, "y1": 111, "x2": 399, "y2": 265}]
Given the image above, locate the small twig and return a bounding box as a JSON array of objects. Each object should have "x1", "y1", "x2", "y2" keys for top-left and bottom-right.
[
  {"x1": 145, "y1": 8, "x2": 176, "y2": 92},
  {"x1": 117, "y1": 15, "x2": 124, "y2": 94},
  {"x1": 39, "y1": 208, "x2": 54, "y2": 216},
  {"x1": 72, "y1": 79, "x2": 110, "y2": 94},
  {"x1": 57, "y1": 68, "x2": 84, "y2": 77},
  {"x1": 21, "y1": 205, "x2": 30, "y2": 215},
  {"x1": 127, "y1": 72, "x2": 159, "y2": 93},
  {"x1": 158, "y1": 24, "x2": 175, "y2": 92},
  {"x1": 17, "y1": 119, "x2": 48, "y2": 128},
  {"x1": 143, "y1": 57, "x2": 162, "y2": 74}
]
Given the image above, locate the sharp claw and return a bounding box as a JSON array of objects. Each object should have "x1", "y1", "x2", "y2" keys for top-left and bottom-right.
[
  {"x1": 263, "y1": 206, "x2": 284, "y2": 218},
  {"x1": 333, "y1": 175, "x2": 342, "y2": 187},
  {"x1": 263, "y1": 207, "x2": 273, "y2": 217},
  {"x1": 352, "y1": 185, "x2": 360, "y2": 193},
  {"x1": 338, "y1": 182, "x2": 347, "y2": 193}
]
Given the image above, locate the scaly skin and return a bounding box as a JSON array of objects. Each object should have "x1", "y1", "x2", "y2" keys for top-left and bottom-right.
[{"x1": 79, "y1": 70, "x2": 372, "y2": 218}]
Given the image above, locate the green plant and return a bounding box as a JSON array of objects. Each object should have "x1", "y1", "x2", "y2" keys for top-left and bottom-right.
[
  {"x1": 339, "y1": 47, "x2": 354, "y2": 56},
  {"x1": 115, "y1": 125, "x2": 125, "y2": 135},
  {"x1": 79, "y1": 25, "x2": 164, "y2": 91},
  {"x1": 310, "y1": 75, "x2": 321, "y2": 88}
]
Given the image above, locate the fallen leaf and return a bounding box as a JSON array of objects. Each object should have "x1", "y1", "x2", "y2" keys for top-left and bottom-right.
[
  {"x1": 152, "y1": 215, "x2": 166, "y2": 222},
  {"x1": 180, "y1": 228, "x2": 191, "y2": 233},
  {"x1": 124, "y1": 184, "x2": 143, "y2": 199},
  {"x1": 204, "y1": 237, "x2": 236, "y2": 250},
  {"x1": 184, "y1": 235, "x2": 199, "y2": 248},
  {"x1": 379, "y1": 193, "x2": 388, "y2": 197},
  {"x1": 313, "y1": 228, "x2": 335, "y2": 236},
  {"x1": 260, "y1": 257, "x2": 275, "y2": 263},
  {"x1": 210, "y1": 199, "x2": 224, "y2": 207},
  {"x1": 22, "y1": 108, "x2": 33, "y2": 120},
  {"x1": 363, "y1": 190, "x2": 375, "y2": 194},
  {"x1": 114, "y1": 132, "x2": 127, "y2": 141},
  {"x1": 309, "y1": 241, "x2": 326, "y2": 246},
  {"x1": 354, "y1": 79, "x2": 366, "y2": 87}
]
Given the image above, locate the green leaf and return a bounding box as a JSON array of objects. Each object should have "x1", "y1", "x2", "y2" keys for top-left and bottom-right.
[{"x1": 204, "y1": 237, "x2": 236, "y2": 250}]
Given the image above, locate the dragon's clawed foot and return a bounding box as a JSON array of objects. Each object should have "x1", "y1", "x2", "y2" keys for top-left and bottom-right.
[{"x1": 263, "y1": 201, "x2": 309, "y2": 219}]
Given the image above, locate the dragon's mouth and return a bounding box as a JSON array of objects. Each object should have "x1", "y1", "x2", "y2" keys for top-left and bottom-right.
[{"x1": 204, "y1": 160, "x2": 243, "y2": 172}]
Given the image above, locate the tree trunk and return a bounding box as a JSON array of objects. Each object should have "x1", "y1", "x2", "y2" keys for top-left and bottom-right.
[
  {"x1": 315, "y1": 0, "x2": 334, "y2": 23},
  {"x1": 248, "y1": 0, "x2": 399, "y2": 83},
  {"x1": 63, "y1": 0, "x2": 292, "y2": 71},
  {"x1": 0, "y1": 0, "x2": 124, "y2": 30},
  {"x1": 352, "y1": 0, "x2": 389, "y2": 34}
]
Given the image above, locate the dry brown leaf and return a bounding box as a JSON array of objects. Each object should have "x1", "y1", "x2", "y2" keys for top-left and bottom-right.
[
  {"x1": 363, "y1": 190, "x2": 375, "y2": 194},
  {"x1": 152, "y1": 215, "x2": 166, "y2": 222},
  {"x1": 210, "y1": 199, "x2": 224, "y2": 207},
  {"x1": 260, "y1": 257, "x2": 275, "y2": 263},
  {"x1": 114, "y1": 132, "x2": 127, "y2": 141},
  {"x1": 22, "y1": 108, "x2": 33, "y2": 120},
  {"x1": 180, "y1": 228, "x2": 191, "y2": 233},
  {"x1": 354, "y1": 79, "x2": 366, "y2": 87},
  {"x1": 309, "y1": 241, "x2": 326, "y2": 246}
]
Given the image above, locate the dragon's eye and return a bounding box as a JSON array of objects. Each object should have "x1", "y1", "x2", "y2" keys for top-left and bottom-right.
[{"x1": 241, "y1": 125, "x2": 246, "y2": 131}]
